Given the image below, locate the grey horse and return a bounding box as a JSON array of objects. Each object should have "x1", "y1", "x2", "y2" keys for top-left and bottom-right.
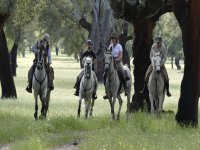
[
  {"x1": 77, "y1": 57, "x2": 97, "y2": 118},
  {"x1": 148, "y1": 52, "x2": 165, "y2": 117},
  {"x1": 104, "y1": 51, "x2": 132, "y2": 120},
  {"x1": 32, "y1": 48, "x2": 50, "y2": 120}
]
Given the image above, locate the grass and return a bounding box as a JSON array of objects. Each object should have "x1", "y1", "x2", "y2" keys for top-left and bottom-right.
[{"x1": 0, "y1": 52, "x2": 199, "y2": 150}]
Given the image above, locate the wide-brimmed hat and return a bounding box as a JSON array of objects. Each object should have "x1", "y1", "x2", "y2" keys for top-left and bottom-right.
[
  {"x1": 111, "y1": 33, "x2": 118, "y2": 39},
  {"x1": 155, "y1": 36, "x2": 162, "y2": 43}
]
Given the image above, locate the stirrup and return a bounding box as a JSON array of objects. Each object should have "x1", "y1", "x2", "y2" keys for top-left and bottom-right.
[
  {"x1": 103, "y1": 95, "x2": 108, "y2": 99},
  {"x1": 124, "y1": 89, "x2": 128, "y2": 96},
  {"x1": 26, "y1": 85, "x2": 32, "y2": 93},
  {"x1": 167, "y1": 91, "x2": 171, "y2": 97},
  {"x1": 74, "y1": 91, "x2": 79, "y2": 96}
]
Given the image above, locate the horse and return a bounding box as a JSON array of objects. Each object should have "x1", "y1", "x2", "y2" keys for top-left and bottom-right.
[
  {"x1": 32, "y1": 48, "x2": 50, "y2": 120},
  {"x1": 148, "y1": 52, "x2": 165, "y2": 117},
  {"x1": 77, "y1": 57, "x2": 97, "y2": 118},
  {"x1": 104, "y1": 51, "x2": 132, "y2": 120}
]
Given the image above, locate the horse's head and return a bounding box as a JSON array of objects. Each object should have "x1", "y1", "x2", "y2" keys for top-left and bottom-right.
[
  {"x1": 152, "y1": 52, "x2": 162, "y2": 74},
  {"x1": 84, "y1": 57, "x2": 92, "y2": 79},
  {"x1": 36, "y1": 48, "x2": 45, "y2": 70},
  {"x1": 104, "y1": 50, "x2": 114, "y2": 73}
]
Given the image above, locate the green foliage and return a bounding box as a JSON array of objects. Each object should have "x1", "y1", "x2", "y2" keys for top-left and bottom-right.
[{"x1": 153, "y1": 12, "x2": 183, "y2": 59}]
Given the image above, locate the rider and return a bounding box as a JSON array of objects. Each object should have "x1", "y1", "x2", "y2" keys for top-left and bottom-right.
[
  {"x1": 103, "y1": 33, "x2": 128, "y2": 99},
  {"x1": 26, "y1": 33, "x2": 54, "y2": 93},
  {"x1": 141, "y1": 36, "x2": 171, "y2": 96},
  {"x1": 74, "y1": 39, "x2": 98, "y2": 99}
]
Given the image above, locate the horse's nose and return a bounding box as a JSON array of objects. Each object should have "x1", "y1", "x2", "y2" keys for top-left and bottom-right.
[
  {"x1": 104, "y1": 66, "x2": 109, "y2": 72},
  {"x1": 37, "y1": 65, "x2": 41, "y2": 70},
  {"x1": 156, "y1": 70, "x2": 161, "y2": 74}
]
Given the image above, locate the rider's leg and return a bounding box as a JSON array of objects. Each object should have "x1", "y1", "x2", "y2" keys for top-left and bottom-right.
[
  {"x1": 162, "y1": 65, "x2": 171, "y2": 97},
  {"x1": 47, "y1": 66, "x2": 54, "y2": 90},
  {"x1": 140, "y1": 64, "x2": 153, "y2": 94},
  {"x1": 116, "y1": 61, "x2": 128, "y2": 96},
  {"x1": 26, "y1": 63, "x2": 36, "y2": 93},
  {"x1": 74, "y1": 69, "x2": 84, "y2": 96}
]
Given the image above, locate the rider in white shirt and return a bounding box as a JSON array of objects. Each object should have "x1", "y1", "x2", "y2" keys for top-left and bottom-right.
[{"x1": 103, "y1": 33, "x2": 128, "y2": 99}]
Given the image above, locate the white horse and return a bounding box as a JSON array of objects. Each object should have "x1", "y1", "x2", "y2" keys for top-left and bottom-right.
[
  {"x1": 104, "y1": 51, "x2": 132, "y2": 120},
  {"x1": 148, "y1": 52, "x2": 165, "y2": 117},
  {"x1": 77, "y1": 57, "x2": 97, "y2": 118},
  {"x1": 32, "y1": 48, "x2": 50, "y2": 120}
]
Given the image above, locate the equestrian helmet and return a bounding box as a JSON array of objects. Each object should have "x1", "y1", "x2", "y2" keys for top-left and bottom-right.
[
  {"x1": 155, "y1": 36, "x2": 162, "y2": 43},
  {"x1": 43, "y1": 33, "x2": 50, "y2": 43},
  {"x1": 87, "y1": 39, "x2": 93, "y2": 45}
]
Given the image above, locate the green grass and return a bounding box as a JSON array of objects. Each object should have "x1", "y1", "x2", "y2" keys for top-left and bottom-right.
[{"x1": 0, "y1": 52, "x2": 199, "y2": 150}]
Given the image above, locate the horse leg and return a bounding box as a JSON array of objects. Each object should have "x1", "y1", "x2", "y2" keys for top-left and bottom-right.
[
  {"x1": 77, "y1": 98, "x2": 82, "y2": 118},
  {"x1": 149, "y1": 93, "x2": 154, "y2": 114},
  {"x1": 40, "y1": 97, "x2": 45, "y2": 119},
  {"x1": 158, "y1": 94, "x2": 163, "y2": 118},
  {"x1": 112, "y1": 97, "x2": 116, "y2": 119},
  {"x1": 34, "y1": 93, "x2": 38, "y2": 120},
  {"x1": 117, "y1": 95, "x2": 123, "y2": 120},
  {"x1": 85, "y1": 99, "x2": 91, "y2": 119},
  {"x1": 126, "y1": 93, "x2": 131, "y2": 121},
  {"x1": 108, "y1": 97, "x2": 115, "y2": 120},
  {"x1": 90, "y1": 98, "x2": 95, "y2": 117}
]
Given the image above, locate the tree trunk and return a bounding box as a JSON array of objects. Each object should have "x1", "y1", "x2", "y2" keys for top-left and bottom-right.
[
  {"x1": 89, "y1": 0, "x2": 113, "y2": 82},
  {"x1": 131, "y1": 19, "x2": 156, "y2": 112},
  {"x1": 10, "y1": 42, "x2": 18, "y2": 76},
  {"x1": 10, "y1": 31, "x2": 21, "y2": 77},
  {"x1": 173, "y1": 0, "x2": 200, "y2": 126},
  {"x1": 0, "y1": 29, "x2": 17, "y2": 99},
  {"x1": 171, "y1": 56, "x2": 173, "y2": 68},
  {"x1": 118, "y1": 22, "x2": 133, "y2": 68}
]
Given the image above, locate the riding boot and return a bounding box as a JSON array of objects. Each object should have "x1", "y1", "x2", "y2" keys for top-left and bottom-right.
[
  {"x1": 48, "y1": 72, "x2": 54, "y2": 91},
  {"x1": 26, "y1": 64, "x2": 35, "y2": 93},
  {"x1": 166, "y1": 80, "x2": 171, "y2": 97},
  {"x1": 103, "y1": 73, "x2": 108, "y2": 99},
  {"x1": 123, "y1": 79, "x2": 128, "y2": 96},
  {"x1": 26, "y1": 82, "x2": 32, "y2": 93},
  {"x1": 74, "y1": 79, "x2": 80, "y2": 96}
]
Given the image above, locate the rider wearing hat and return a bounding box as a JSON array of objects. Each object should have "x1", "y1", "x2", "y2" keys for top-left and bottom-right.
[
  {"x1": 26, "y1": 33, "x2": 54, "y2": 93},
  {"x1": 141, "y1": 36, "x2": 171, "y2": 96},
  {"x1": 103, "y1": 33, "x2": 128, "y2": 99},
  {"x1": 74, "y1": 39, "x2": 98, "y2": 99}
]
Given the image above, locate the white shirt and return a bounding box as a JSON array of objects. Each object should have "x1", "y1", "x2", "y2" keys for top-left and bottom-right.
[{"x1": 109, "y1": 43, "x2": 123, "y2": 57}]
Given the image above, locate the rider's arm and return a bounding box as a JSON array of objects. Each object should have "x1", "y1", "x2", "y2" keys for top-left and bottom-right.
[
  {"x1": 115, "y1": 44, "x2": 123, "y2": 61},
  {"x1": 31, "y1": 42, "x2": 39, "y2": 54}
]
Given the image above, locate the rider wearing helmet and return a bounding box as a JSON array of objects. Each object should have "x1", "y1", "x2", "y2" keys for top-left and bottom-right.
[
  {"x1": 74, "y1": 39, "x2": 98, "y2": 99},
  {"x1": 141, "y1": 36, "x2": 171, "y2": 96},
  {"x1": 26, "y1": 33, "x2": 54, "y2": 93}
]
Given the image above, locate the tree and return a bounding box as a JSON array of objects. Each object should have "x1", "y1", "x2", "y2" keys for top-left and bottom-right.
[
  {"x1": 109, "y1": 0, "x2": 200, "y2": 126},
  {"x1": 0, "y1": 0, "x2": 17, "y2": 98},
  {"x1": 0, "y1": 0, "x2": 40, "y2": 98}
]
